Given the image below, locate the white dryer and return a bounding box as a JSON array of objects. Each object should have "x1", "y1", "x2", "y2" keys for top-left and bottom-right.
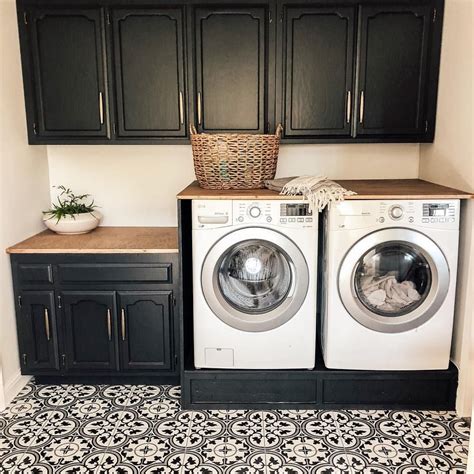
[
  {"x1": 192, "y1": 199, "x2": 318, "y2": 369},
  {"x1": 321, "y1": 199, "x2": 459, "y2": 370}
]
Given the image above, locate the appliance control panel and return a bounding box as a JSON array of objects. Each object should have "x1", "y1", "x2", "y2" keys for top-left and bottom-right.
[
  {"x1": 233, "y1": 200, "x2": 315, "y2": 228},
  {"x1": 331, "y1": 200, "x2": 460, "y2": 230}
]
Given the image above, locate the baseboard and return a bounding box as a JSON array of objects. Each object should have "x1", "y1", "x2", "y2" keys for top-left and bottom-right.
[{"x1": 1, "y1": 371, "x2": 31, "y2": 410}]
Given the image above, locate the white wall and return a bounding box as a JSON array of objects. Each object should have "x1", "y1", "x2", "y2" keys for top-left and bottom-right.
[
  {"x1": 419, "y1": 0, "x2": 473, "y2": 417},
  {"x1": 47, "y1": 143, "x2": 420, "y2": 226},
  {"x1": 0, "y1": 0, "x2": 51, "y2": 408}
]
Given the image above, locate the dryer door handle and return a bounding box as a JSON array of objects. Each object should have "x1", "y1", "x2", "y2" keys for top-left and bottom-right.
[
  {"x1": 287, "y1": 261, "x2": 297, "y2": 298},
  {"x1": 198, "y1": 216, "x2": 229, "y2": 224}
]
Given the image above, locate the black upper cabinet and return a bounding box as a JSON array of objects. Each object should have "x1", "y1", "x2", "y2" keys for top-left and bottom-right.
[
  {"x1": 19, "y1": 291, "x2": 59, "y2": 371},
  {"x1": 194, "y1": 6, "x2": 267, "y2": 133},
  {"x1": 27, "y1": 8, "x2": 108, "y2": 138},
  {"x1": 62, "y1": 291, "x2": 117, "y2": 371},
  {"x1": 283, "y1": 6, "x2": 355, "y2": 138},
  {"x1": 112, "y1": 8, "x2": 186, "y2": 137},
  {"x1": 118, "y1": 291, "x2": 172, "y2": 371},
  {"x1": 356, "y1": 5, "x2": 432, "y2": 137}
]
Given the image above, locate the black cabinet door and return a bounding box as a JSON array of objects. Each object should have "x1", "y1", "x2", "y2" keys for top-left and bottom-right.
[
  {"x1": 282, "y1": 6, "x2": 355, "y2": 138},
  {"x1": 112, "y1": 8, "x2": 186, "y2": 138},
  {"x1": 356, "y1": 4, "x2": 431, "y2": 137},
  {"x1": 118, "y1": 291, "x2": 172, "y2": 371},
  {"x1": 19, "y1": 291, "x2": 59, "y2": 371},
  {"x1": 62, "y1": 291, "x2": 117, "y2": 371},
  {"x1": 194, "y1": 6, "x2": 267, "y2": 132},
  {"x1": 28, "y1": 8, "x2": 108, "y2": 138}
]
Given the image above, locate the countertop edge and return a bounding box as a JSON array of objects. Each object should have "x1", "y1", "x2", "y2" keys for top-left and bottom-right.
[{"x1": 6, "y1": 248, "x2": 179, "y2": 254}]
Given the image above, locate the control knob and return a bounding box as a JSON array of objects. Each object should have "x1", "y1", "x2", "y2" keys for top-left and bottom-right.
[
  {"x1": 249, "y1": 206, "x2": 261, "y2": 218},
  {"x1": 389, "y1": 205, "x2": 403, "y2": 220}
]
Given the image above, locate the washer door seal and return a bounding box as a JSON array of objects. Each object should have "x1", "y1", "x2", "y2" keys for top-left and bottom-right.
[
  {"x1": 338, "y1": 228, "x2": 450, "y2": 333},
  {"x1": 201, "y1": 227, "x2": 309, "y2": 332}
]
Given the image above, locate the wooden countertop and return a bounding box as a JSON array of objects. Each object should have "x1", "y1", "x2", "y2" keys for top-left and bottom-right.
[
  {"x1": 6, "y1": 227, "x2": 179, "y2": 254},
  {"x1": 177, "y1": 179, "x2": 473, "y2": 200}
]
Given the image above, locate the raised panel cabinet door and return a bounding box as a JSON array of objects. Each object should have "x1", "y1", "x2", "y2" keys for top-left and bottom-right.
[
  {"x1": 194, "y1": 7, "x2": 267, "y2": 132},
  {"x1": 61, "y1": 292, "x2": 117, "y2": 371},
  {"x1": 19, "y1": 291, "x2": 59, "y2": 371},
  {"x1": 356, "y1": 5, "x2": 431, "y2": 137},
  {"x1": 112, "y1": 8, "x2": 186, "y2": 137},
  {"x1": 28, "y1": 8, "x2": 108, "y2": 137},
  {"x1": 283, "y1": 6, "x2": 355, "y2": 137},
  {"x1": 118, "y1": 291, "x2": 172, "y2": 371}
]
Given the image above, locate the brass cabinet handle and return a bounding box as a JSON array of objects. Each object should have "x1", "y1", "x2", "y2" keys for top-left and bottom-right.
[
  {"x1": 179, "y1": 91, "x2": 184, "y2": 125},
  {"x1": 107, "y1": 308, "x2": 112, "y2": 341},
  {"x1": 359, "y1": 90, "x2": 365, "y2": 124},
  {"x1": 346, "y1": 90, "x2": 352, "y2": 124},
  {"x1": 197, "y1": 92, "x2": 202, "y2": 125},
  {"x1": 44, "y1": 308, "x2": 50, "y2": 341},
  {"x1": 121, "y1": 308, "x2": 126, "y2": 341},
  {"x1": 99, "y1": 92, "x2": 104, "y2": 125}
]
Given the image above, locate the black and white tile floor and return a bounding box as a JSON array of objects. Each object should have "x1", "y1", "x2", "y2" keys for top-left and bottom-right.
[{"x1": 0, "y1": 381, "x2": 470, "y2": 473}]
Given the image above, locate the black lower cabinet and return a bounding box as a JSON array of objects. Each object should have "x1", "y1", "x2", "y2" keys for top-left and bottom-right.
[
  {"x1": 19, "y1": 290, "x2": 59, "y2": 371},
  {"x1": 11, "y1": 253, "x2": 179, "y2": 383},
  {"x1": 62, "y1": 291, "x2": 118, "y2": 372},
  {"x1": 118, "y1": 291, "x2": 173, "y2": 371}
]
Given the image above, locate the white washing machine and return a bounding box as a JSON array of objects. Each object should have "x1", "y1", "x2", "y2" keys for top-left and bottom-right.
[
  {"x1": 321, "y1": 199, "x2": 459, "y2": 370},
  {"x1": 192, "y1": 199, "x2": 318, "y2": 369}
]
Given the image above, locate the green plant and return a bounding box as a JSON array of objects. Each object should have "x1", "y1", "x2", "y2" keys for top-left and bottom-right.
[{"x1": 43, "y1": 185, "x2": 99, "y2": 223}]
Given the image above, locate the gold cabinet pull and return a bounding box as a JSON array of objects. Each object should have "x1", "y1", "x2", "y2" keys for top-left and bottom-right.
[
  {"x1": 197, "y1": 92, "x2": 202, "y2": 125},
  {"x1": 107, "y1": 308, "x2": 112, "y2": 341},
  {"x1": 44, "y1": 308, "x2": 50, "y2": 341},
  {"x1": 359, "y1": 90, "x2": 365, "y2": 124},
  {"x1": 99, "y1": 92, "x2": 104, "y2": 124},
  {"x1": 121, "y1": 308, "x2": 126, "y2": 341},
  {"x1": 346, "y1": 90, "x2": 352, "y2": 124},
  {"x1": 179, "y1": 91, "x2": 184, "y2": 125}
]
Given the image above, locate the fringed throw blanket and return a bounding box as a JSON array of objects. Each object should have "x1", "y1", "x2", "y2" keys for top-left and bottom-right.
[{"x1": 265, "y1": 176, "x2": 356, "y2": 213}]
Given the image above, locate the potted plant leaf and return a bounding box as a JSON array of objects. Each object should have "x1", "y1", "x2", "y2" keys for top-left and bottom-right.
[{"x1": 43, "y1": 185, "x2": 102, "y2": 234}]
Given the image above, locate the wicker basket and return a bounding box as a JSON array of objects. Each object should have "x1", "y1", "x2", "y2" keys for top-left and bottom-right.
[{"x1": 190, "y1": 124, "x2": 283, "y2": 190}]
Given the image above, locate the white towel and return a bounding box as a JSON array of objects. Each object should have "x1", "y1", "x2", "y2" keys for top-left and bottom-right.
[{"x1": 278, "y1": 175, "x2": 357, "y2": 213}]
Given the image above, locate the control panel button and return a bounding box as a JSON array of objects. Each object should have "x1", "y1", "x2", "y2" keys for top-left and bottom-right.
[
  {"x1": 288, "y1": 218, "x2": 296, "y2": 223},
  {"x1": 422, "y1": 218, "x2": 429, "y2": 223},
  {"x1": 305, "y1": 218, "x2": 313, "y2": 222},
  {"x1": 389, "y1": 205, "x2": 403, "y2": 220},
  {"x1": 297, "y1": 218, "x2": 304, "y2": 222},
  {"x1": 248, "y1": 206, "x2": 261, "y2": 218},
  {"x1": 280, "y1": 218, "x2": 287, "y2": 223},
  {"x1": 237, "y1": 216, "x2": 244, "y2": 222},
  {"x1": 266, "y1": 216, "x2": 272, "y2": 222},
  {"x1": 379, "y1": 217, "x2": 385, "y2": 223},
  {"x1": 408, "y1": 217, "x2": 414, "y2": 223}
]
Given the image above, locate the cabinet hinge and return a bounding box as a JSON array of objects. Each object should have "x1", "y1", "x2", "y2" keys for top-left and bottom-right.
[
  {"x1": 58, "y1": 295, "x2": 62, "y2": 309},
  {"x1": 61, "y1": 354, "x2": 66, "y2": 367},
  {"x1": 433, "y1": 8, "x2": 437, "y2": 22},
  {"x1": 32, "y1": 122, "x2": 37, "y2": 135},
  {"x1": 18, "y1": 295, "x2": 22, "y2": 308},
  {"x1": 22, "y1": 354, "x2": 27, "y2": 365},
  {"x1": 425, "y1": 120, "x2": 429, "y2": 133},
  {"x1": 23, "y1": 12, "x2": 28, "y2": 25}
]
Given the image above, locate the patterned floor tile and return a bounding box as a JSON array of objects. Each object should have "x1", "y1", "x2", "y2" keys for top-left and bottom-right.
[{"x1": 0, "y1": 381, "x2": 470, "y2": 474}]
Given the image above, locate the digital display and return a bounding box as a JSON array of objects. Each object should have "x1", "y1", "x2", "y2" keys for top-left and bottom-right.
[
  {"x1": 432, "y1": 209, "x2": 446, "y2": 216},
  {"x1": 423, "y1": 203, "x2": 450, "y2": 217},
  {"x1": 280, "y1": 203, "x2": 312, "y2": 217}
]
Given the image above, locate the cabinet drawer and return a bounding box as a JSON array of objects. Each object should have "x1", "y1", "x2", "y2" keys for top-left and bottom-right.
[
  {"x1": 58, "y1": 263, "x2": 172, "y2": 283},
  {"x1": 18, "y1": 264, "x2": 54, "y2": 284}
]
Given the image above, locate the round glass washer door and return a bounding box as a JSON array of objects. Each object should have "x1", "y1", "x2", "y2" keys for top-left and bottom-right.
[
  {"x1": 338, "y1": 228, "x2": 449, "y2": 333},
  {"x1": 202, "y1": 227, "x2": 309, "y2": 332}
]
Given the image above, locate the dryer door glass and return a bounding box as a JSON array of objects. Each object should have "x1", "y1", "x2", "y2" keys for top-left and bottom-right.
[
  {"x1": 218, "y1": 240, "x2": 292, "y2": 313},
  {"x1": 354, "y1": 242, "x2": 432, "y2": 317}
]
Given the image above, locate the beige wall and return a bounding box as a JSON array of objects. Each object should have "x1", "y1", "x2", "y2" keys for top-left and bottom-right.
[
  {"x1": 419, "y1": 0, "x2": 473, "y2": 417},
  {"x1": 0, "y1": 0, "x2": 50, "y2": 408},
  {"x1": 47, "y1": 143, "x2": 420, "y2": 226}
]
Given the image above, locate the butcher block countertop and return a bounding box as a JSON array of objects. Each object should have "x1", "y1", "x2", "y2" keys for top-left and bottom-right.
[
  {"x1": 6, "y1": 227, "x2": 179, "y2": 254},
  {"x1": 177, "y1": 179, "x2": 473, "y2": 200}
]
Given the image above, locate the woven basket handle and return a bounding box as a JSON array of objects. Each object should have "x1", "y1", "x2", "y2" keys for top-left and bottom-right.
[
  {"x1": 275, "y1": 123, "x2": 283, "y2": 138},
  {"x1": 190, "y1": 124, "x2": 198, "y2": 135}
]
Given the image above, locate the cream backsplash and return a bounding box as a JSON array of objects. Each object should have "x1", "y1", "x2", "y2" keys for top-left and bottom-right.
[{"x1": 47, "y1": 143, "x2": 419, "y2": 226}]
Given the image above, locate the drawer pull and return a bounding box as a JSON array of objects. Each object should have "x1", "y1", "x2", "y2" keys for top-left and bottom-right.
[
  {"x1": 179, "y1": 91, "x2": 184, "y2": 125},
  {"x1": 346, "y1": 90, "x2": 351, "y2": 124},
  {"x1": 121, "y1": 308, "x2": 126, "y2": 341},
  {"x1": 107, "y1": 308, "x2": 112, "y2": 341},
  {"x1": 359, "y1": 90, "x2": 365, "y2": 124},
  {"x1": 44, "y1": 308, "x2": 51, "y2": 341}
]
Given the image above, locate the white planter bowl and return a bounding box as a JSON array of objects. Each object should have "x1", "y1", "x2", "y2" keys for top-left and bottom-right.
[{"x1": 43, "y1": 211, "x2": 102, "y2": 235}]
